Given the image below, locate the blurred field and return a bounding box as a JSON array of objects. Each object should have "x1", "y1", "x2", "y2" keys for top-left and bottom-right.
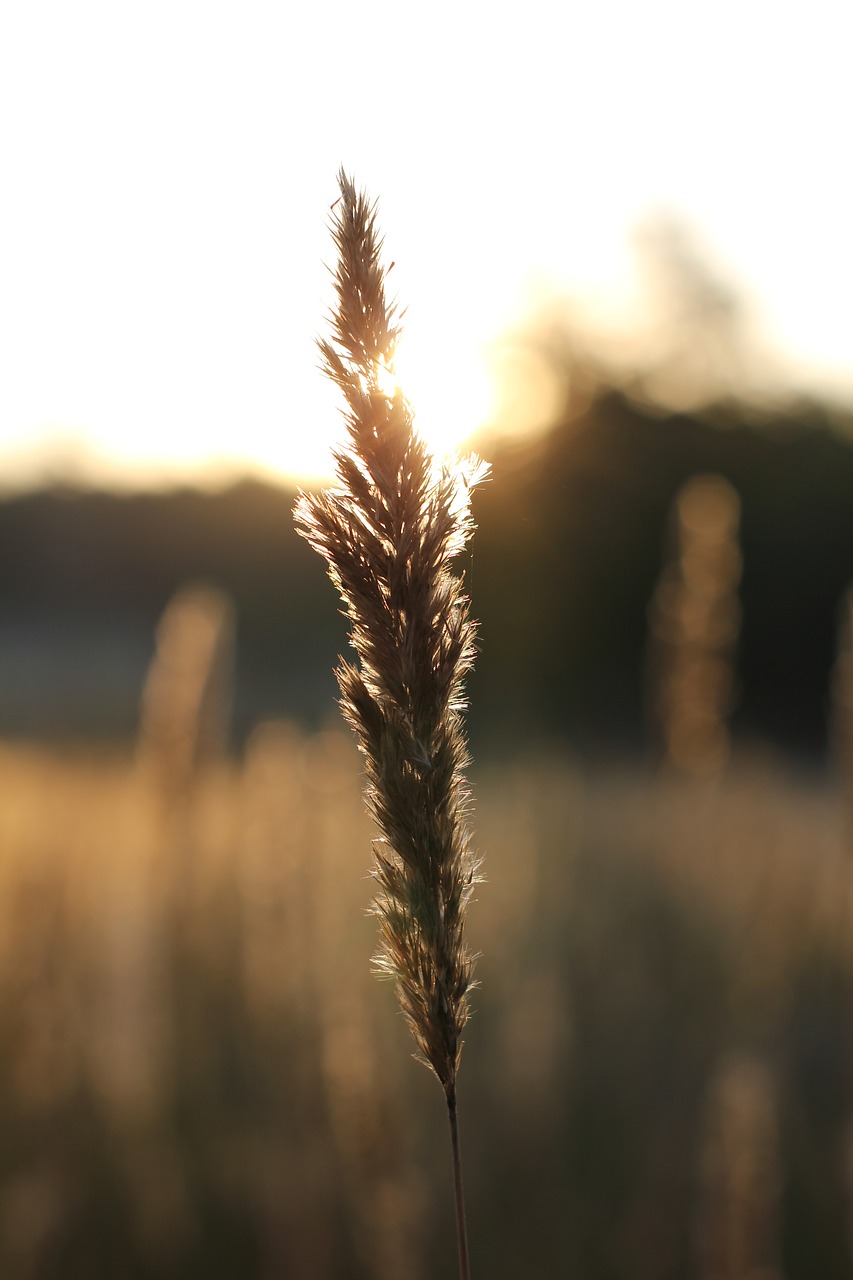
[{"x1": 1, "y1": 726, "x2": 852, "y2": 1279}]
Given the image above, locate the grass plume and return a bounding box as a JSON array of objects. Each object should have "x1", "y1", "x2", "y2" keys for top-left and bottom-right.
[
  {"x1": 138, "y1": 583, "x2": 234, "y2": 796},
  {"x1": 294, "y1": 170, "x2": 486, "y2": 1276}
]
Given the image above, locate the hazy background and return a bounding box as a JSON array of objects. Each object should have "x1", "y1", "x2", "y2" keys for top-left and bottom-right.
[
  {"x1": 2, "y1": 4, "x2": 853, "y2": 1278},
  {"x1": 1, "y1": 0, "x2": 851, "y2": 492},
  {"x1": 1, "y1": 0, "x2": 851, "y2": 758}
]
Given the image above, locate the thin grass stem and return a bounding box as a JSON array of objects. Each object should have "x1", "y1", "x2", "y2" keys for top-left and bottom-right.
[{"x1": 447, "y1": 1083, "x2": 471, "y2": 1280}]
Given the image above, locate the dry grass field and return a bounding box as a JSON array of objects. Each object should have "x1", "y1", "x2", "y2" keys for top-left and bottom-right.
[{"x1": 0, "y1": 730, "x2": 851, "y2": 1280}]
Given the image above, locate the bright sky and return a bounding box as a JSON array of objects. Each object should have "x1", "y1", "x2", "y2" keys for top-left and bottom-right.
[{"x1": 0, "y1": 0, "x2": 850, "y2": 490}]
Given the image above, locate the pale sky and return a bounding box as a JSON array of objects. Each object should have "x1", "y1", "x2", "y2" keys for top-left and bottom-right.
[{"x1": 0, "y1": 0, "x2": 850, "y2": 490}]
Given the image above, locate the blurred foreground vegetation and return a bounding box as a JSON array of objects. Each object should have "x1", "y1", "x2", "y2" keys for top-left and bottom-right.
[{"x1": 1, "y1": 729, "x2": 852, "y2": 1279}]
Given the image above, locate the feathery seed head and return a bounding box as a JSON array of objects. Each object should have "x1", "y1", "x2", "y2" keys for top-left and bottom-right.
[{"x1": 295, "y1": 171, "x2": 486, "y2": 1093}]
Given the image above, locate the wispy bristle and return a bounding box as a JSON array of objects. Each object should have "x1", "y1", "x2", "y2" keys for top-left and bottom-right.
[{"x1": 294, "y1": 171, "x2": 486, "y2": 1094}]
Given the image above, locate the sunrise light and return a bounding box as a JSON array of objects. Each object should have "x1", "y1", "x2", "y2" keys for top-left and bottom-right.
[{"x1": 0, "y1": 1, "x2": 849, "y2": 493}]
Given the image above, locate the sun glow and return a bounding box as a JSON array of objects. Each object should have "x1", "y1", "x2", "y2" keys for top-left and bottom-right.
[
  {"x1": 0, "y1": 1, "x2": 851, "y2": 493},
  {"x1": 373, "y1": 357, "x2": 401, "y2": 402},
  {"x1": 392, "y1": 331, "x2": 494, "y2": 463},
  {"x1": 354, "y1": 338, "x2": 494, "y2": 469}
]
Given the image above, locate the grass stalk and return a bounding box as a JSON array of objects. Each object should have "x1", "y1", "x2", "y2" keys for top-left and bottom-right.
[
  {"x1": 447, "y1": 1083, "x2": 471, "y2": 1280},
  {"x1": 295, "y1": 169, "x2": 485, "y2": 1278}
]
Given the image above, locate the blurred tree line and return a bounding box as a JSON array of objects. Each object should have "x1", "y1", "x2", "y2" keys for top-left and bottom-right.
[
  {"x1": 1, "y1": 371, "x2": 852, "y2": 762},
  {"x1": 473, "y1": 382, "x2": 853, "y2": 758}
]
